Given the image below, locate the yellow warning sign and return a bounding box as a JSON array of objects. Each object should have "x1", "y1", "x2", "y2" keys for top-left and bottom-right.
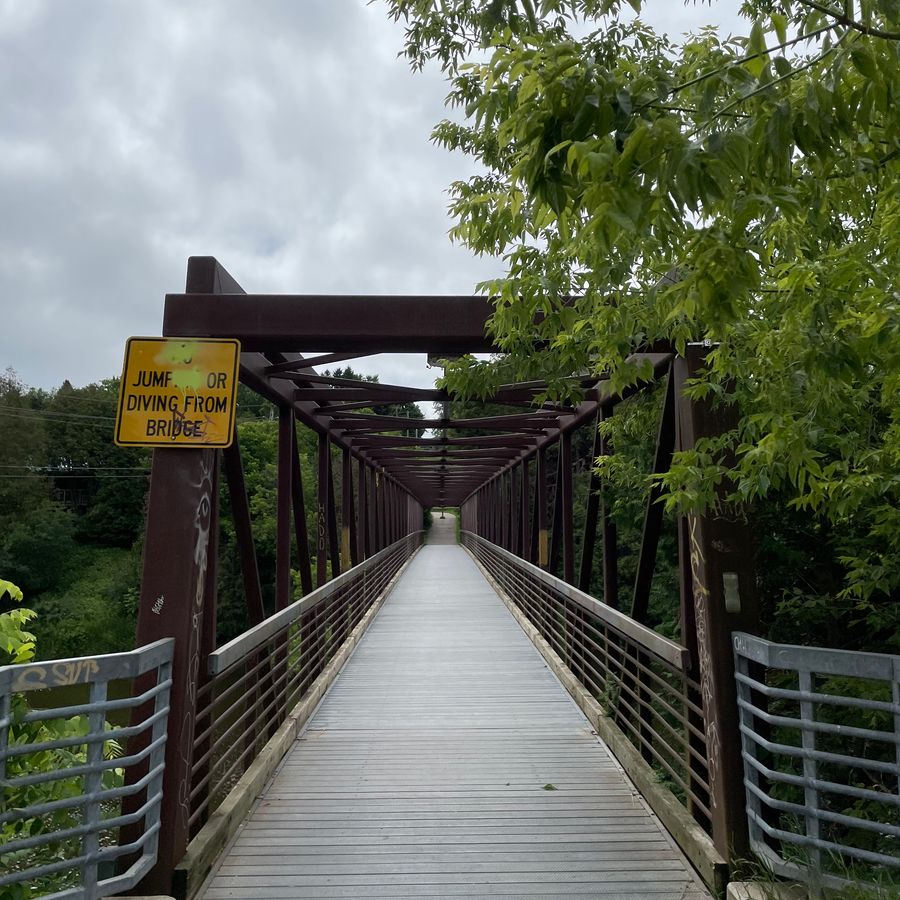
[{"x1": 115, "y1": 337, "x2": 240, "y2": 448}]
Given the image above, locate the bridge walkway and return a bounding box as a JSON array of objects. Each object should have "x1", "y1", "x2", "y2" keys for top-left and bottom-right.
[{"x1": 200, "y1": 516, "x2": 709, "y2": 898}]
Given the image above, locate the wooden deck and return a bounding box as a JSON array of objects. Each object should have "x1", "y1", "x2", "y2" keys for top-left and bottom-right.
[{"x1": 200, "y1": 518, "x2": 709, "y2": 898}]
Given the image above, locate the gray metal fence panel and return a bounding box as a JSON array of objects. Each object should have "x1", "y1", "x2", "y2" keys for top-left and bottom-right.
[
  {"x1": 733, "y1": 632, "x2": 900, "y2": 893},
  {"x1": 0, "y1": 638, "x2": 174, "y2": 899}
]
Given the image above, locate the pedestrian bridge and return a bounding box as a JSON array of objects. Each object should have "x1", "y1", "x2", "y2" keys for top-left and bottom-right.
[
  {"x1": 4, "y1": 258, "x2": 896, "y2": 900},
  {"x1": 198, "y1": 518, "x2": 708, "y2": 899}
]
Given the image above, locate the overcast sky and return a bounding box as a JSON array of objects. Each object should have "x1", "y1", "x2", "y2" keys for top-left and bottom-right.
[{"x1": 0, "y1": 0, "x2": 744, "y2": 393}]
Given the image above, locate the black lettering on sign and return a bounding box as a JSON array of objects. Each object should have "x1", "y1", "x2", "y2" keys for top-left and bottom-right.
[{"x1": 131, "y1": 370, "x2": 172, "y2": 388}]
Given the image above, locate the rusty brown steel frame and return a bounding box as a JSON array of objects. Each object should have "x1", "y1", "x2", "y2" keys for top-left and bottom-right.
[{"x1": 125, "y1": 257, "x2": 758, "y2": 895}]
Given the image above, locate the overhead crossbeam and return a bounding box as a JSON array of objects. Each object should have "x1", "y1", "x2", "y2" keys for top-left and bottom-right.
[
  {"x1": 164, "y1": 293, "x2": 498, "y2": 353},
  {"x1": 162, "y1": 270, "x2": 670, "y2": 506}
]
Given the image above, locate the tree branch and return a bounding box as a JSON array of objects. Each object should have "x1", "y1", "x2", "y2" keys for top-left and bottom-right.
[
  {"x1": 796, "y1": 0, "x2": 900, "y2": 41},
  {"x1": 635, "y1": 23, "x2": 836, "y2": 113},
  {"x1": 688, "y1": 40, "x2": 841, "y2": 138}
]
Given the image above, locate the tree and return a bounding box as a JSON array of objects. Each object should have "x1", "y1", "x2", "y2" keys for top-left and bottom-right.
[
  {"x1": 386, "y1": 0, "x2": 900, "y2": 628},
  {"x1": 45, "y1": 378, "x2": 150, "y2": 547}
]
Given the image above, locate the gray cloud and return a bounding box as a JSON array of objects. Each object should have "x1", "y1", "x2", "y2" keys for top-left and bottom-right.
[{"x1": 0, "y1": 0, "x2": 744, "y2": 393}]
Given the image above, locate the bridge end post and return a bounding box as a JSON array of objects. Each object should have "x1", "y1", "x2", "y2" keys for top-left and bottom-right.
[
  {"x1": 674, "y1": 343, "x2": 760, "y2": 863},
  {"x1": 122, "y1": 257, "x2": 238, "y2": 896}
]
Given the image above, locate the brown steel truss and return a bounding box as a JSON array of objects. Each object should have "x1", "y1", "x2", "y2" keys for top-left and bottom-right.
[{"x1": 127, "y1": 257, "x2": 759, "y2": 894}]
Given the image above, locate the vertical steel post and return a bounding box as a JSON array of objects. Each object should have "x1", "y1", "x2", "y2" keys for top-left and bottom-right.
[
  {"x1": 561, "y1": 430, "x2": 574, "y2": 585},
  {"x1": 317, "y1": 432, "x2": 329, "y2": 587},
  {"x1": 290, "y1": 424, "x2": 313, "y2": 597},
  {"x1": 520, "y1": 459, "x2": 530, "y2": 561},
  {"x1": 348, "y1": 456, "x2": 359, "y2": 567},
  {"x1": 357, "y1": 457, "x2": 367, "y2": 562},
  {"x1": 126, "y1": 256, "x2": 227, "y2": 895},
  {"x1": 341, "y1": 447, "x2": 353, "y2": 571},
  {"x1": 222, "y1": 430, "x2": 266, "y2": 625},
  {"x1": 273, "y1": 407, "x2": 293, "y2": 728},
  {"x1": 276, "y1": 407, "x2": 293, "y2": 612},
  {"x1": 600, "y1": 407, "x2": 618, "y2": 608},
  {"x1": 674, "y1": 343, "x2": 759, "y2": 860},
  {"x1": 327, "y1": 449, "x2": 341, "y2": 577},
  {"x1": 631, "y1": 369, "x2": 676, "y2": 622},
  {"x1": 549, "y1": 449, "x2": 563, "y2": 577},
  {"x1": 578, "y1": 412, "x2": 602, "y2": 593},
  {"x1": 374, "y1": 471, "x2": 383, "y2": 551},
  {"x1": 537, "y1": 447, "x2": 549, "y2": 568}
]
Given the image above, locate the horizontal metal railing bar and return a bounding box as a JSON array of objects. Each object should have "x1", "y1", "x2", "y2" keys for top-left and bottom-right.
[
  {"x1": 747, "y1": 810, "x2": 900, "y2": 869},
  {"x1": 744, "y1": 752, "x2": 900, "y2": 808},
  {"x1": 737, "y1": 697, "x2": 900, "y2": 745},
  {"x1": 465, "y1": 532, "x2": 714, "y2": 829},
  {"x1": 594, "y1": 679, "x2": 702, "y2": 803},
  {"x1": 0, "y1": 638, "x2": 174, "y2": 693},
  {"x1": 0, "y1": 747, "x2": 165, "y2": 825},
  {"x1": 192, "y1": 581, "x2": 379, "y2": 769},
  {"x1": 489, "y1": 561, "x2": 707, "y2": 753},
  {"x1": 738, "y1": 722, "x2": 900, "y2": 775},
  {"x1": 746, "y1": 779, "x2": 900, "y2": 839},
  {"x1": 189, "y1": 534, "x2": 421, "y2": 826},
  {"x1": 194, "y1": 593, "x2": 386, "y2": 789},
  {"x1": 734, "y1": 632, "x2": 900, "y2": 681},
  {"x1": 735, "y1": 632, "x2": 900, "y2": 888},
  {"x1": 3, "y1": 705, "x2": 168, "y2": 768},
  {"x1": 192, "y1": 633, "x2": 360, "y2": 814},
  {"x1": 596, "y1": 674, "x2": 699, "y2": 781},
  {"x1": 211, "y1": 535, "x2": 420, "y2": 674},
  {"x1": 735, "y1": 670, "x2": 900, "y2": 715},
  {"x1": 194, "y1": 587, "x2": 365, "y2": 744},
  {"x1": 200, "y1": 608, "x2": 317, "y2": 706},
  {"x1": 577, "y1": 621, "x2": 707, "y2": 725},
  {"x1": 13, "y1": 678, "x2": 172, "y2": 726},
  {"x1": 0, "y1": 641, "x2": 171, "y2": 900},
  {"x1": 191, "y1": 674, "x2": 292, "y2": 792},
  {"x1": 193, "y1": 651, "x2": 296, "y2": 762},
  {"x1": 536, "y1": 615, "x2": 699, "y2": 754},
  {"x1": 0, "y1": 821, "x2": 161, "y2": 891},
  {"x1": 464, "y1": 532, "x2": 689, "y2": 670},
  {"x1": 92, "y1": 855, "x2": 157, "y2": 900},
  {"x1": 0, "y1": 789, "x2": 159, "y2": 862}
]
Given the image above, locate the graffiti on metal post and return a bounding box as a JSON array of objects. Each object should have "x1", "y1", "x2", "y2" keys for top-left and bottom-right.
[
  {"x1": 175, "y1": 453, "x2": 214, "y2": 835},
  {"x1": 317, "y1": 501, "x2": 327, "y2": 551},
  {"x1": 689, "y1": 514, "x2": 720, "y2": 809}
]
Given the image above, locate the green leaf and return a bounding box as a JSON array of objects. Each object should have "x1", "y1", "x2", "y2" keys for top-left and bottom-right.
[
  {"x1": 749, "y1": 20, "x2": 766, "y2": 56},
  {"x1": 771, "y1": 12, "x2": 788, "y2": 46},
  {"x1": 850, "y1": 47, "x2": 877, "y2": 80}
]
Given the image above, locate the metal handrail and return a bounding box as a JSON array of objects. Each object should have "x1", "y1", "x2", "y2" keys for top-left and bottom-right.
[
  {"x1": 0, "y1": 638, "x2": 174, "y2": 900},
  {"x1": 461, "y1": 530, "x2": 710, "y2": 831},
  {"x1": 461, "y1": 531, "x2": 689, "y2": 670},
  {"x1": 190, "y1": 532, "x2": 423, "y2": 832},
  {"x1": 210, "y1": 532, "x2": 426, "y2": 674},
  {"x1": 734, "y1": 631, "x2": 900, "y2": 891}
]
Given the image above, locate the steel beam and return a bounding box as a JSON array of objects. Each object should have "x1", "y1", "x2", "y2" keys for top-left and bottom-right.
[{"x1": 164, "y1": 293, "x2": 498, "y2": 353}]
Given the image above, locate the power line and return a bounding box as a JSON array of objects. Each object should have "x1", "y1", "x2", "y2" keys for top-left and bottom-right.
[
  {"x1": 0, "y1": 411, "x2": 113, "y2": 430},
  {"x1": 47, "y1": 394, "x2": 118, "y2": 408},
  {"x1": 0, "y1": 465, "x2": 150, "y2": 471},
  {"x1": 0, "y1": 474, "x2": 149, "y2": 479},
  {"x1": 0, "y1": 404, "x2": 115, "y2": 422}
]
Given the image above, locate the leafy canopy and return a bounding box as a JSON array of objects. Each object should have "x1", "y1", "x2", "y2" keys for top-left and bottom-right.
[{"x1": 385, "y1": 0, "x2": 900, "y2": 605}]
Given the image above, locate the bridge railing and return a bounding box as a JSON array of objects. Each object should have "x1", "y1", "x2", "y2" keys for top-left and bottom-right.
[
  {"x1": 0, "y1": 639, "x2": 173, "y2": 899},
  {"x1": 461, "y1": 531, "x2": 711, "y2": 832},
  {"x1": 734, "y1": 632, "x2": 900, "y2": 891},
  {"x1": 188, "y1": 531, "x2": 423, "y2": 831}
]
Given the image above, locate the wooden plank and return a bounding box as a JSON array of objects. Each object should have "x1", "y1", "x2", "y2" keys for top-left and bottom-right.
[{"x1": 199, "y1": 529, "x2": 709, "y2": 899}]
